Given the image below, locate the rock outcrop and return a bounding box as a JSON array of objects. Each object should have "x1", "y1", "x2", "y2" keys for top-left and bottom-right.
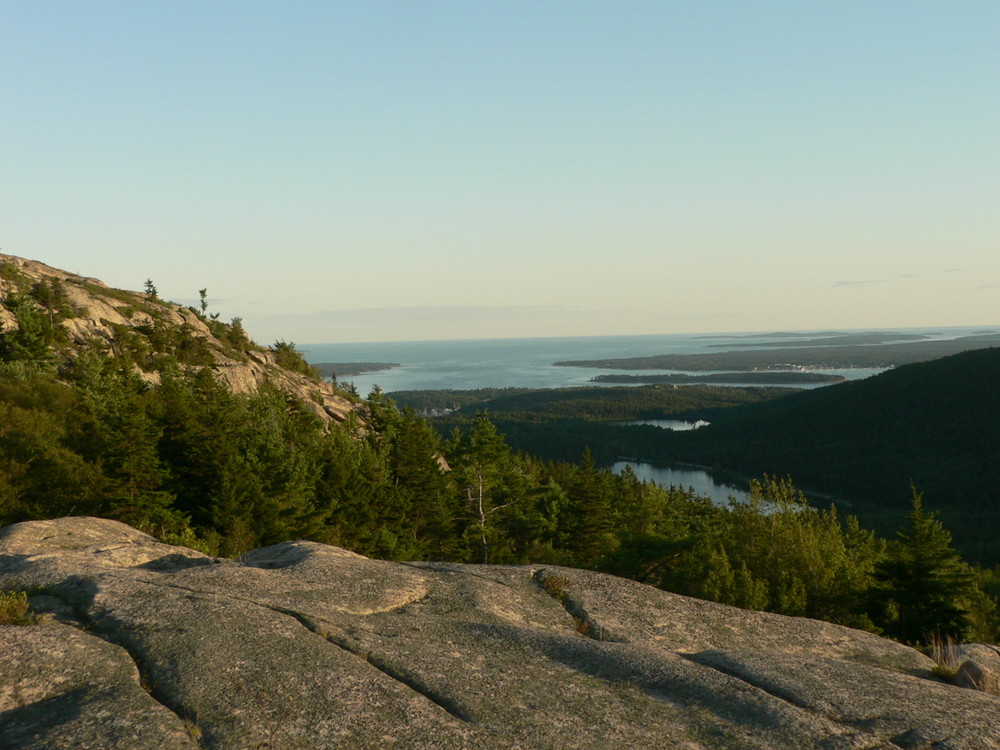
[
  {"x1": 2, "y1": 517, "x2": 998, "y2": 749},
  {"x1": 0, "y1": 253, "x2": 358, "y2": 425}
]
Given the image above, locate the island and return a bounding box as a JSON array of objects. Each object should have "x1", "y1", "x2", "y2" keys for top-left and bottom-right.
[
  {"x1": 312, "y1": 362, "x2": 400, "y2": 378},
  {"x1": 554, "y1": 333, "x2": 1000, "y2": 371},
  {"x1": 590, "y1": 372, "x2": 845, "y2": 385}
]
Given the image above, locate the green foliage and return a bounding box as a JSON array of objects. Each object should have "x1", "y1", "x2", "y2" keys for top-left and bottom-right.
[
  {"x1": 76, "y1": 280, "x2": 153, "y2": 310},
  {"x1": 73, "y1": 359, "x2": 185, "y2": 534},
  {"x1": 0, "y1": 337, "x2": 994, "y2": 648},
  {"x1": 225, "y1": 317, "x2": 252, "y2": 354},
  {"x1": 539, "y1": 575, "x2": 571, "y2": 601},
  {"x1": 448, "y1": 414, "x2": 527, "y2": 563},
  {"x1": 390, "y1": 388, "x2": 536, "y2": 413},
  {"x1": 0, "y1": 590, "x2": 38, "y2": 625},
  {"x1": 657, "y1": 347, "x2": 1000, "y2": 565},
  {"x1": 561, "y1": 449, "x2": 617, "y2": 564},
  {"x1": 0, "y1": 363, "x2": 106, "y2": 521},
  {"x1": 871, "y1": 489, "x2": 979, "y2": 643},
  {"x1": 29, "y1": 278, "x2": 80, "y2": 322},
  {"x1": 0, "y1": 261, "x2": 31, "y2": 286},
  {"x1": 272, "y1": 340, "x2": 320, "y2": 380},
  {"x1": 0, "y1": 292, "x2": 58, "y2": 365},
  {"x1": 406, "y1": 384, "x2": 791, "y2": 422},
  {"x1": 635, "y1": 476, "x2": 884, "y2": 626}
]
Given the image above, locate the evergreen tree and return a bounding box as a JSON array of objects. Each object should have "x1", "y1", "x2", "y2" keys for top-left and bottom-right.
[
  {"x1": 72, "y1": 359, "x2": 183, "y2": 534},
  {"x1": 388, "y1": 408, "x2": 457, "y2": 558},
  {"x1": 0, "y1": 293, "x2": 56, "y2": 365},
  {"x1": 873, "y1": 488, "x2": 978, "y2": 643},
  {"x1": 449, "y1": 415, "x2": 525, "y2": 563},
  {"x1": 562, "y1": 448, "x2": 617, "y2": 564}
]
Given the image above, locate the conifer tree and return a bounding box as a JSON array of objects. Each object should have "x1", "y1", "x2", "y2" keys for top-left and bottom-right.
[
  {"x1": 450, "y1": 415, "x2": 524, "y2": 563},
  {"x1": 873, "y1": 488, "x2": 977, "y2": 643}
]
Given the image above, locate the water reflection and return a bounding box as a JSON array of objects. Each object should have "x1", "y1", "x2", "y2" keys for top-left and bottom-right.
[
  {"x1": 610, "y1": 419, "x2": 709, "y2": 431},
  {"x1": 611, "y1": 461, "x2": 750, "y2": 507}
]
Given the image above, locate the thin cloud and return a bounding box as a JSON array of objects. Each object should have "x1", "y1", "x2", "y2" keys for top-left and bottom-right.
[
  {"x1": 834, "y1": 278, "x2": 890, "y2": 287},
  {"x1": 834, "y1": 273, "x2": 921, "y2": 288}
]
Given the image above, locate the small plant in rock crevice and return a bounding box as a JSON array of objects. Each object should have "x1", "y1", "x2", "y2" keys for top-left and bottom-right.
[
  {"x1": 539, "y1": 575, "x2": 571, "y2": 602},
  {"x1": 0, "y1": 589, "x2": 39, "y2": 625}
]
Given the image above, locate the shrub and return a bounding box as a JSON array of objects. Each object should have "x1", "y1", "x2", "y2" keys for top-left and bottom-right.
[
  {"x1": 272, "y1": 341, "x2": 320, "y2": 380},
  {"x1": 0, "y1": 590, "x2": 38, "y2": 625}
]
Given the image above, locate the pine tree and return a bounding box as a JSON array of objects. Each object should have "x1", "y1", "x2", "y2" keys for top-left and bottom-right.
[
  {"x1": 450, "y1": 415, "x2": 524, "y2": 563},
  {"x1": 562, "y1": 448, "x2": 617, "y2": 564},
  {"x1": 873, "y1": 488, "x2": 977, "y2": 643},
  {"x1": 0, "y1": 293, "x2": 55, "y2": 365}
]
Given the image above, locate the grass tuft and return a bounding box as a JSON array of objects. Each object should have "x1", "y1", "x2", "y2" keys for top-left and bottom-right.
[{"x1": 927, "y1": 634, "x2": 962, "y2": 681}]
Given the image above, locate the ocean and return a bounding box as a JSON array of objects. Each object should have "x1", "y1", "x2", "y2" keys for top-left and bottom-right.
[{"x1": 298, "y1": 326, "x2": 992, "y2": 396}]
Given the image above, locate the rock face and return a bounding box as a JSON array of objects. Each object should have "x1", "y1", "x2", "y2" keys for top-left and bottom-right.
[
  {"x1": 1, "y1": 517, "x2": 998, "y2": 750},
  {"x1": 0, "y1": 253, "x2": 357, "y2": 425}
]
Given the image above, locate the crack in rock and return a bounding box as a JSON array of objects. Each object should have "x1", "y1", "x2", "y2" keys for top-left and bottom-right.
[
  {"x1": 532, "y1": 568, "x2": 624, "y2": 643},
  {"x1": 286, "y1": 610, "x2": 476, "y2": 725},
  {"x1": 26, "y1": 586, "x2": 207, "y2": 748},
  {"x1": 104, "y1": 574, "x2": 476, "y2": 729},
  {"x1": 679, "y1": 651, "x2": 814, "y2": 712}
]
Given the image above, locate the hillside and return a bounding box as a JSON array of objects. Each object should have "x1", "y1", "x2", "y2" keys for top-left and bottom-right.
[
  {"x1": 0, "y1": 253, "x2": 357, "y2": 425},
  {"x1": 657, "y1": 347, "x2": 1000, "y2": 561},
  {"x1": 2, "y1": 254, "x2": 997, "y2": 646},
  {"x1": 2, "y1": 516, "x2": 998, "y2": 749}
]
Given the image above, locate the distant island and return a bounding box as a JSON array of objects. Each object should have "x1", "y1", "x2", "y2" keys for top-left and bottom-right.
[
  {"x1": 555, "y1": 334, "x2": 1000, "y2": 371},
  {"x1": 313, "y1": 361, "x2": 400, "y2": 378},
  {"x1": 590, "y1": 372, "x2": 845, "y2": 385},
  {"x1": 705, "y1": 331, "x2": 928, "y2": 348}
]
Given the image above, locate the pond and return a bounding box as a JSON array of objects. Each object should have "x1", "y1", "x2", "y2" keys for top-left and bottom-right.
[
  {"x1": 610, "y1": 419, "x2": 710, "y2": 431},
  {"x1": 610, "y1": 461, "x2": 751, "y2": 507}
]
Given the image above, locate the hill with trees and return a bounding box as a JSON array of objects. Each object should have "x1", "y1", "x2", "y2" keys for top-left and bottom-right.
[
  {"x1": 654, "y1": 347, "x2": 1000, "y2": 563},
  {"x1": 0, "y1": 253, "x2": 357, "y2": 425},
  {"x1": 1, "y1": 253, "x2": 997, "y2": 647}
]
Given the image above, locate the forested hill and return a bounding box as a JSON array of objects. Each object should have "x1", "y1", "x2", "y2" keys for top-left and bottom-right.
[
  {"x1": 0, "y1": 253, "x2": 357, "y2": 424},
  {"x1": 3, "y1": 253, "x2": 999, "y2": 644},
  {"x1": 659, "y1": 346, "x2": 1000, "y2": 561}
]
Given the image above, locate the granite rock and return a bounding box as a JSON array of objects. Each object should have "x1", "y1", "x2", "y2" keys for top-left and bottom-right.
[{"x1": 2, "y1": 517, "x2": 998, "y2": 749}]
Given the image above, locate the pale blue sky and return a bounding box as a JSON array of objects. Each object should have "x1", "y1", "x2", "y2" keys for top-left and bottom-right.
[{"x1": 3, "y1": 2, "x2": 998, "y2": 343}]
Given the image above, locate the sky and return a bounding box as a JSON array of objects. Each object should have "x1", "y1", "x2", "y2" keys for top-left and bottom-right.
[{"x1": 2, "y1": 2, "x2": 998, "y2": 344}]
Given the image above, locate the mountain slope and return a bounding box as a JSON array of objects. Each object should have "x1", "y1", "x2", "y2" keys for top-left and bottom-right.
[
  {"x1": 0, "y1": 253, "x2": 357, "y2": 424},
  {"x1": 660, "y1": 347, "x2": 1000, "y2": 560}
]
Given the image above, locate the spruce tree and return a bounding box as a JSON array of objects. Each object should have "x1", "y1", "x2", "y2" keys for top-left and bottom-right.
[{"x1": 873, "y1": 488, "x2": 977, "y2": 643}]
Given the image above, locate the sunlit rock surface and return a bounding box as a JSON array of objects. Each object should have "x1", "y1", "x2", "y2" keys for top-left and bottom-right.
[{"x1": 2, "y1": 517, "x2": 998, "y2": 749}]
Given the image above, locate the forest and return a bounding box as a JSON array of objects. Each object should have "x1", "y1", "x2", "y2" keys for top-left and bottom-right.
[
  {"x1": 400, "y1": 348, "x2": 1000, "y2": 569},
  {"x1": 0, "y1": 272, "x2": 998, "y2": 647}
]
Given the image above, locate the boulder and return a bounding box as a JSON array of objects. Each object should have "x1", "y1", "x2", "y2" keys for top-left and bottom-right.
[
  {"x1": 2, "y1": 517, "x2": 998, "y2": 749},
  {"x1": 956, "y1": 644, "x2": 1000, "y2": 695}
]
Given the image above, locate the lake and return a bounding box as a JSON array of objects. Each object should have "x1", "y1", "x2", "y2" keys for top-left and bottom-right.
[
  {"x1": 611, "y1": 419, "x2": 710, "y2": 431},
  {"x1": 611, "y1": 461, "x2": 750, "y2": 506}
]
